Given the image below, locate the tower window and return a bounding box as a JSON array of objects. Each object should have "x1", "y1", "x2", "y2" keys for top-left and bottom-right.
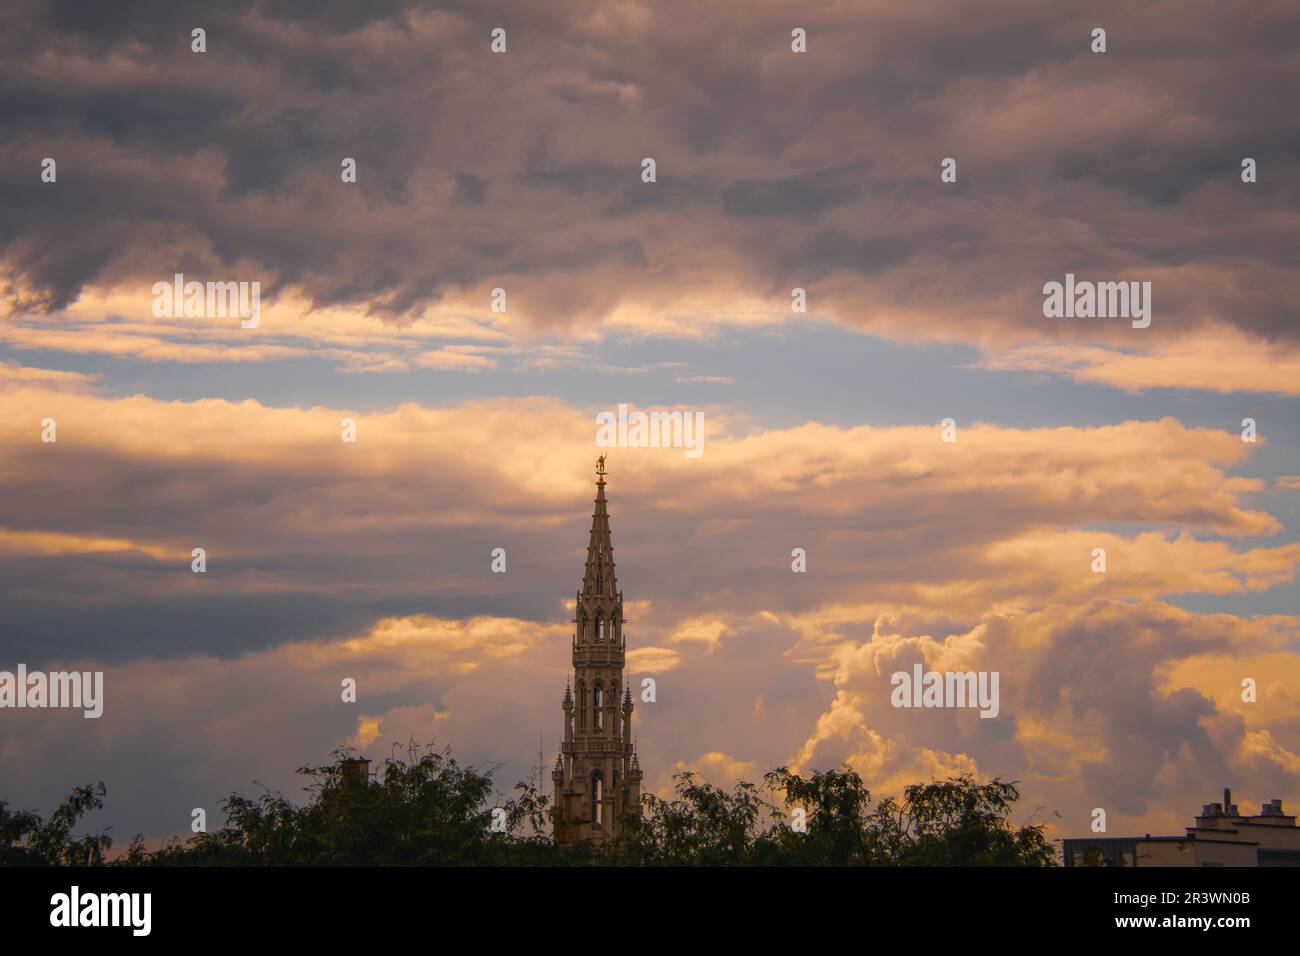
[
  {"x1": 592, "y1": 773, "x2": 603, "y2": 826},
  {"x1": 594, "y1": 684, "x2": 603, "y2": 731}
]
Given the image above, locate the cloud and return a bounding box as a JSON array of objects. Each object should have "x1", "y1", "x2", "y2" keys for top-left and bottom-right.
[
  {"x1": 668, "y1": 616, "x2": 736, "y2": 651},
  {"x1": 2, "y1": 0, "x2": 1296, "y2": 856},
  {"x1": 626, "y1": 646, "x2": 682, "y2": 674},
  {"x1": 0, "y1": 372, "x2": 1287, "y2": 667},
  {"x1": 980, "y1": 327, "x2": 1300, "y2": 396},
  {"x1": 0, "y1": 611, "x2": 567, "y2": 838},
  {"x1": 3, "y1": 1, "x2": 1298, "y2": 392},
  {"x1": 0, "y1": 368, "x2": 1294, "y2": 840},
  {"x1": 787, "y1": 599, "x2": 1300, "y2": 836}
]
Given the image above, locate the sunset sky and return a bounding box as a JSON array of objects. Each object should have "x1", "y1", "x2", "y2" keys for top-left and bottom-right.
[{"x1": 1, "y1": 0, "x2": 1298, "y2": 847}]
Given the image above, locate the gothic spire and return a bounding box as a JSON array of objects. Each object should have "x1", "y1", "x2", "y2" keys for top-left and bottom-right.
[
  {"x1": 582, "y1": 456, "x2": 618, "y2": 598},
  {"x1": 555, "y1": 457, "x2": 641, "y2": 844}
]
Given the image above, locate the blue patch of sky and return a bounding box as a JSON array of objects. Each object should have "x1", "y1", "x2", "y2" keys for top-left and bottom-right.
[{"x1": 12, "y1": 318, "x2": 1296, "y2": 478}]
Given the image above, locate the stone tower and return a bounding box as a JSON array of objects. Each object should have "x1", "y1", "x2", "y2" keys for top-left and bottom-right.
[{"x1": 552, "y1": 457, "x2": 642, "y2": 843}]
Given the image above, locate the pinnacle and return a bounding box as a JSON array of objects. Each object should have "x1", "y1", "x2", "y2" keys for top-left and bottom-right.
[{"x1": 581, "y1": 458, "x2": 618, "y2": 598}]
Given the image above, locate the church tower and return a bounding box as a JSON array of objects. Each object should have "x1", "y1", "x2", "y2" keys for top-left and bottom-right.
[{"x1": 552, "y1": 457, "x2": 642, "y2": 843}]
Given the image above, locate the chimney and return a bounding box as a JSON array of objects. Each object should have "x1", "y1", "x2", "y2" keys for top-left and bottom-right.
[
  {"x1": 1222, "y1": 787, "x2": 1238, "y2": 816},
  {"x1": 341, "y1": 757, "x2": 371, "y2": 788}
]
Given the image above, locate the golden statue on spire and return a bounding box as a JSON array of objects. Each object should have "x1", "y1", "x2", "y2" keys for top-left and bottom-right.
[{"x1": 596, "y1": 455, "x2": 607, "y2": 480}]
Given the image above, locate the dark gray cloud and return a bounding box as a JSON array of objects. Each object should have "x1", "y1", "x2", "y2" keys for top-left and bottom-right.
[{"x1": 0, "y1": 0, "x2": 1296, "y2": 342}]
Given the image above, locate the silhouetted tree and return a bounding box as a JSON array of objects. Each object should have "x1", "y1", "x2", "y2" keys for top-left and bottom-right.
[
  {"x1": 616, "y1": 772, "x2": 779, "y2": 865},
  {"x1": 4, "y1": 748, "x2": 1057, "y2": 867},
  {"x1": 871, "y1": 776, "x2": 1057, "y2": 866},
  {"x1": 129, "y1": 743, "x2": 555, "y2": 866},
  {"x1": 762, "y1": 766, "x2": 877, "y2": 864},
  {"x1": 0, "y1": 783, "x2": 112, "y2": 866}
]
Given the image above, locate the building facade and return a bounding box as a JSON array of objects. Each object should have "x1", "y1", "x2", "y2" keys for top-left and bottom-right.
[
  {"x1": 1063, "y1": 788, "x2": 1300, "y2": 866},
  {"x1": 551, "y1": 457, "x2": 642, "y2": 844}
]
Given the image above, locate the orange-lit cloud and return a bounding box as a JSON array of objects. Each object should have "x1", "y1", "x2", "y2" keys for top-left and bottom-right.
[{"x1": 1, "y1": 366, "x2": 1294, "y2": 840}]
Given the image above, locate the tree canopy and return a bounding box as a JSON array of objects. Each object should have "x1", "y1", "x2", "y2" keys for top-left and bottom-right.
[{"x1": 2, "y1": 744, "x2": 1058, "y2": 866}]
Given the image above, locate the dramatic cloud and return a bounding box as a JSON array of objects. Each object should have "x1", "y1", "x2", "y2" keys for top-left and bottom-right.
[
  {"x1": 1, "y1": 373, "x2": 1288, "y2": 658},
  {"x1": 2, "y1": 1, "x2": 1296, "y2": 850},
  {"x1": 3, "y1": 1, "x2": 1299, "y2": 391},
  {"x1": 785, "y1": 600, "x2": 1299, "y2": 837},
  {"x1": 1, "y1": 371, "x2": 1295, "y2": 840}
]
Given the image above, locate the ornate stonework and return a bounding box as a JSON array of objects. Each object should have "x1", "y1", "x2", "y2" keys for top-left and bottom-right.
[{"x1": 552, "y1": 460, "x2": 642, "y2": 843}]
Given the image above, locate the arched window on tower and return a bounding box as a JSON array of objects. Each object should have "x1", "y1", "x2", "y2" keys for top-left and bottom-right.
[
  {"x1": 594, "y1": 612, "x2": 603, "y2": 643},
  {"x1": 577, "y1": 682, "x2": 587, "y2": 730},
  {"x1": 591, "y1": 771, "x2": 604, "y2": 826},
  {"x1": 594, "y1": 684, "x2": 603, "y2": 732}
]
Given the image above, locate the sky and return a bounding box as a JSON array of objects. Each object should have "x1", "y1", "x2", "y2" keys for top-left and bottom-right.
[{"x1": 1, "y1": 0, "x2": 1297, "y2": 848}]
